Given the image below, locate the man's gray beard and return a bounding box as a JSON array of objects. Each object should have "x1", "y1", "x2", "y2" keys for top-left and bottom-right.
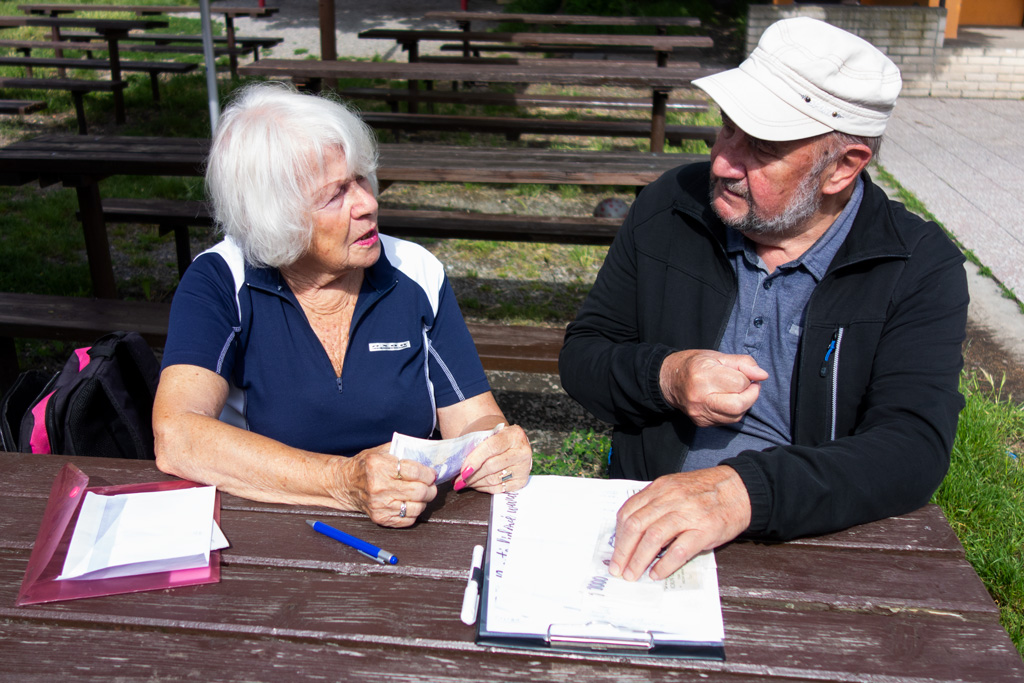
[{"x1": 710, "y1": 166, "x2": 825, "y2": 238}]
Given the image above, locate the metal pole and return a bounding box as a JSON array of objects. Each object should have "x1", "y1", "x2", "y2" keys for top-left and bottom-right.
[{"x1": 200, "y1": 0, "x2": 220, "y2": 133}]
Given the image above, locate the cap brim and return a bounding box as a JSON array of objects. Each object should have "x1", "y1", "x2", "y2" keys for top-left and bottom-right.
[{"x1": 694, "y1": 68, "x2": 833, "y2": 142}]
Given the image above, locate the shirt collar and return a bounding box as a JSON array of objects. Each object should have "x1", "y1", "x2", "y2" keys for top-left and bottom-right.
[{"x1": 244, "y1": 243, "x2": 398, "y2": 301}]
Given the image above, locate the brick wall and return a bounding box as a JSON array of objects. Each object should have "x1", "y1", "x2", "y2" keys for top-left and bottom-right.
[{"x1": 748, "y1": 4, "x2": 1024, "y2": 99}]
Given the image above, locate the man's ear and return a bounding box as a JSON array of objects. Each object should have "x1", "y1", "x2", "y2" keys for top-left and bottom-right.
[{"x1": 822, "y1": 145, "x2": 872, "y2": 196}]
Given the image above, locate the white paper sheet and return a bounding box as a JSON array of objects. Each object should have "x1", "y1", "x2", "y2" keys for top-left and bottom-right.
[
  {"x1": 483, "y1": 476, "x2": 724, "y2": 646},
  {"x1": 58, "y1": 486, "x2": 224, "y2": 581}
]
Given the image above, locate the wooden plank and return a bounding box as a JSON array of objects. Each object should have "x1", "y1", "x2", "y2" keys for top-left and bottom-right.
[
  {"x1": 360, "y1": 112, "x2": 717, "y2": 145},
  {"x1": 17, "y1": 4, "x2": 280, "y2": 18},
  {"x1": 60, "y1": 31, "x2": 283, "y2": 47},
  {"x1": 423, "y1": 11, "x2": 703, "y2": 28},
  {"x1": 240, "y1": 58, "x2": 717, "y2": 90},
  {"x1": 0, "y1": 56, "x2": 198, "y2": 73},
  {"x1": 0, "y1": 98, "x2": 46, "y2": 114},
  {"x1": 0, "y1": 294, "x2": 565, "y2": 375},
  {"x1": 358, "y1": 29, "x2": 714, "y2": 51},
  {"x1": 0, "y1": 553, "x2": 1020, "y2": 682},
  {"x1": 339, "y1": 86, "x2": 708, "y2": 112},
  {"x1": 0, "y1": 135, "x2": 697, "y2": 187},
  {"x1": 0, "y1": 76, "x2": 127, "y2": 91}
]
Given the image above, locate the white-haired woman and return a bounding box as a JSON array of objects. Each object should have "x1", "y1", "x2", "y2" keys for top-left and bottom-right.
[{"x1": 153, "y1": 83, "x2": 532, "y2": 527}]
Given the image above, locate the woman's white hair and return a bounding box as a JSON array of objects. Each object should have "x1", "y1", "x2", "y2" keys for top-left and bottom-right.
[{"x1": 206, "y1": 81, "x2": 379, "y2": 267}]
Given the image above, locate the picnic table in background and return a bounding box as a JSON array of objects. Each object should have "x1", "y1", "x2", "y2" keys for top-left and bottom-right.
[
  {"x1": 358, "y1": 28, "x2": 713, "y2": 67},
  {"x1": 239, "y1": 58, "x2": 717, "y2": 152},
  {"x1": 16, "y1": 4, "x2": 280, "y2": 78},
  {"x1": 0, "y1": 453, "x2": 1020, "y2": 681},
  {"x1": 0, "y1": 134, "x2": 701, "y2": 299},
  {"x1": 0, "y1": 15, "x2": 167, "y2": 122}
]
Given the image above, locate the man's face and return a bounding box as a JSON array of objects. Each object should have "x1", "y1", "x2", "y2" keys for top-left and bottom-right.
[{"x1": 708, "y1": 115, "x2": 834, "y2": 239}]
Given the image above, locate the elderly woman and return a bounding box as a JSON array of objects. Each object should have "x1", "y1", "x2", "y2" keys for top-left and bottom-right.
[{"x1": 153, "y1": 83, "x2": 532, "y2": 527}]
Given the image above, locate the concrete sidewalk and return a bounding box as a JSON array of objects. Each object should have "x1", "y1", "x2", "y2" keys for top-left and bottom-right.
[{"x1": 881, "y1": 98, "x2": 1024, "y2": 364}]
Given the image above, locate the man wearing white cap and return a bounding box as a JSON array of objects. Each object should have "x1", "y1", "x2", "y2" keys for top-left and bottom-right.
[{"x1": 560, "y1": 18, "x2": 968, "y2": 582}]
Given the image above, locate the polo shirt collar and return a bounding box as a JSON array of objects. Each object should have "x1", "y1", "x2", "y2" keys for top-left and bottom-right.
[{"x1": 243, "y1": 246, "x2": 399, "y2": 305}]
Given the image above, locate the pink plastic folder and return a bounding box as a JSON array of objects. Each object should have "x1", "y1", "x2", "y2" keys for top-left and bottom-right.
[{"x1": 16, "y1": 462, "x2": 222, "y2": 606}]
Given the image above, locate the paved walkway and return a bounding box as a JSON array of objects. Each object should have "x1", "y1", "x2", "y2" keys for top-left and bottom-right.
[{"x1": 881, "y1": 98, "x2": 1024, "y2": 361}]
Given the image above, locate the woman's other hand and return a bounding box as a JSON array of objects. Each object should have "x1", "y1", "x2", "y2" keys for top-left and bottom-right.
[
  {"x1": 334, "y1": 445, "x2": 438, "y2": 527},
  {"x1": 453, "y1": 424, "x2": 533, "y2": 494}
]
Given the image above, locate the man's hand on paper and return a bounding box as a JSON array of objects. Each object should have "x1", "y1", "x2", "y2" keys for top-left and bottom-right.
[
  {"x1": 333, "y1": 444, "x2": 437, "y2": 528},
  {"x1": 453, "y1": 424, "x2": 533, "y2": 494},
  {"x1": 659, "y1": 349, "x2": 768, "y2": 427},
  {"x1": 608, "y1": 466, "x2": 751, "y2": 581}
]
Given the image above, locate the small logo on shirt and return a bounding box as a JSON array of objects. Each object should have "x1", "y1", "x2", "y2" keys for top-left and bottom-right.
[{"x1": 369, "y1": 341, "x2": 411, "y2": 352}]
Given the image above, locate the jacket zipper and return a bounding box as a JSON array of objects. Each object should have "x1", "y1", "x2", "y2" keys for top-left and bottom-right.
[{"x1": 819, "y1": 327, "x2": 845, "y2": 440}]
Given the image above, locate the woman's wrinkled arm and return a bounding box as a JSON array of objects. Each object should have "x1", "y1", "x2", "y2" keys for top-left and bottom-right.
[{"x1": 152, "y1": 364, "x2": 437, "y2": 526}]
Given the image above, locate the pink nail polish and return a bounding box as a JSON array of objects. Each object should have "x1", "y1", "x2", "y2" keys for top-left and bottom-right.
[
  {"x1": 453, "y1": 478, "x2": 466, "y2": 492},
  {"x1": 461, "y1": 466, "x2": 475, "y2": 479}
]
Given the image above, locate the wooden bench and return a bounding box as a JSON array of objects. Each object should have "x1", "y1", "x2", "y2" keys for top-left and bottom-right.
[
  {"x1": 87, "y1": 198, "x2": 624, "y2": 277},
  {"x1": 360, "y1": 111, "x2": 716, "y2": 146},
  {"x1": 338, "y1": 86, "x2": 708, "y2": 114},
  {"x1": 0, "y1": 76, "x2": 126, "y2": 133},
  {"x1": 0, "y1": 55, "x2": 196, "y2": 102},
  {"x1": 0, "y1": 97, "x2": 45, "y2": 114},
  {"x1": 0, "y1": 292, "x2": 565, "y2": 389}
]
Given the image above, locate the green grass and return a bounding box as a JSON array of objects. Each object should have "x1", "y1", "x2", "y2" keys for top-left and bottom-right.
[
  {"x1": 934, "y1": 372, "x2": 1024, "y2": 652},
  {"x1": 532, "y1": 429, "x2": 610, "y2": 478}
]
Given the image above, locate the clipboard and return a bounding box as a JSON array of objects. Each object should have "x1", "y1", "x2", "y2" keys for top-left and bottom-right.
[
  {"x1": 15, "y1": 462, "x2": 222, "y2": 606},
  {"x1": 474, "y1": 476, "x2": 726, "y2": 661}
]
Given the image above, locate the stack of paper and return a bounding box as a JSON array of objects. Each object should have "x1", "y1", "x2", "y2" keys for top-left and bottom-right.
[
  {"x1": 58, "y1": 487, "x2": 229, "y2": 581},
  {"x1": 479, "y1": 475, "x2": 726, "y2": 660}
]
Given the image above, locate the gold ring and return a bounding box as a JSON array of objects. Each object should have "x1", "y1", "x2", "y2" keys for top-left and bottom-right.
[
  {"x1": 395, "y1": 460, "x2": 403, "y2": 480},
  {"x1": 500, "y1": 469, "x2": 513, "y2": 483}
]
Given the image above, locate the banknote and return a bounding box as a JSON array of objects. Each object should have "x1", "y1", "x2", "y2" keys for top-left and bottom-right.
[
  {"x1": 390, "y1": 424, "x2": 504, "y2": 484},
  {"x1": 586, "y1": 518, "x2": 704, "y2": 599}
]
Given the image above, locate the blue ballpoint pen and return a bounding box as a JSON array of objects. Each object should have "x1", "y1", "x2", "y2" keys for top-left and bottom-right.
[{"x1": 306, "y1": 519, "x2": 399, "y2": 565}]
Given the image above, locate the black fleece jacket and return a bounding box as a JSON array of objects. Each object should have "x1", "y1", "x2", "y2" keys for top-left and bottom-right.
[{"x1": 559, "y1": 162, "x2": 968, "y2": 540}]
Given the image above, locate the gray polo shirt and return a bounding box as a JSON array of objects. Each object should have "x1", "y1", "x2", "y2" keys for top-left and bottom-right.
[{"x1": 683, "y1": 177, "x2": 864, "y2": 472}]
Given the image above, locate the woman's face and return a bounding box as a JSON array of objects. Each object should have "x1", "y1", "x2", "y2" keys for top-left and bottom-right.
[{"x1": 304, "y1": 149, "x2": 380, "y2": 276}]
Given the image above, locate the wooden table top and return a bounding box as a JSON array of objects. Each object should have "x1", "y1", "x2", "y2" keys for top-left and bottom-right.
[
  {"x1": 1, "y1": 453, "x2": 1021, "y2": 681},
  {"x1": 240, "y1": 58, "x2": 716, "y2": 89},
  {"x1": 0, "y1": 14, "x2": 168, "y2": 32},
  {"x1": 17, "y1": 4, "x2": 280, "y2": 18},
  {"x1": 423, "y1": 11, "x2": 702, "y2": 28},
  {"x1": 358, "y1": 28, "x2": 714, "y2": 51},
  {"x1": 0, "y1": 134, "x2": 702, "y2": 187}
]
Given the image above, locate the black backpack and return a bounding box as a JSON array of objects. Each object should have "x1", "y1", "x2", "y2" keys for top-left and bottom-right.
[{"x1": 0, "y1": 331, "x2": 160, "y2": 459}]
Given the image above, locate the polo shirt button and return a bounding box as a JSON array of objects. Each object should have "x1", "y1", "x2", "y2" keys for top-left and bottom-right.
[
  {"x1": 763, "y1": 279, "x2": 772, "y2": 290},
  {"x1": 753, "y1": 317, "x2": 764, "y2": 328}
]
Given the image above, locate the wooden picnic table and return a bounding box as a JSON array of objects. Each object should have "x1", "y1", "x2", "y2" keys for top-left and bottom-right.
[
  {"x1": 0, "y1": 134, "x2": 699, "y2": 299},
  {"x1": 359, "y1": 28, "x2": 713, "y2": 67},
  {"x1": 17, "y1": 4, "x2": 280, "y2": 78},
  {"x1": 239, "y1": 58, "x2": 717, "y2": 152},
  {"x1": 0, "y1": 452, "x2": 1021, "y2": 681},
  {"x1": 0, "y1": 15, "x2": 167, "y2": 122}
]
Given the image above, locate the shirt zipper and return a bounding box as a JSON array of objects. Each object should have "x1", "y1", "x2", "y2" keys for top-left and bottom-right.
[{"x1": 819, "y1": 327, "x2": 845, "y2": 441}]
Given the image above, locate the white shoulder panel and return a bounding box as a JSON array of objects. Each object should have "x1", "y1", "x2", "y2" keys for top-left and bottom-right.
[{"x1": 380, "y1": 234, "x2": 446, "y2": 315}]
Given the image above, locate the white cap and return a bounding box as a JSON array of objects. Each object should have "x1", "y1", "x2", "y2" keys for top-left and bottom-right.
[{"x1": 693, "y1": 17, "x2": 902, "y2": 141}]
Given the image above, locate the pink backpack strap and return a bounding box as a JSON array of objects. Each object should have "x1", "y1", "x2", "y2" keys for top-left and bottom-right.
[{"x1": 28, "y1": 346, "x2": 92, "y2": 454}]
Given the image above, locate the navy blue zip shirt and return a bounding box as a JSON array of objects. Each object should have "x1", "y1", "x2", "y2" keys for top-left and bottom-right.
[{"x1": 162, "y1": 234, "x2": 490, "y2": 456}]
